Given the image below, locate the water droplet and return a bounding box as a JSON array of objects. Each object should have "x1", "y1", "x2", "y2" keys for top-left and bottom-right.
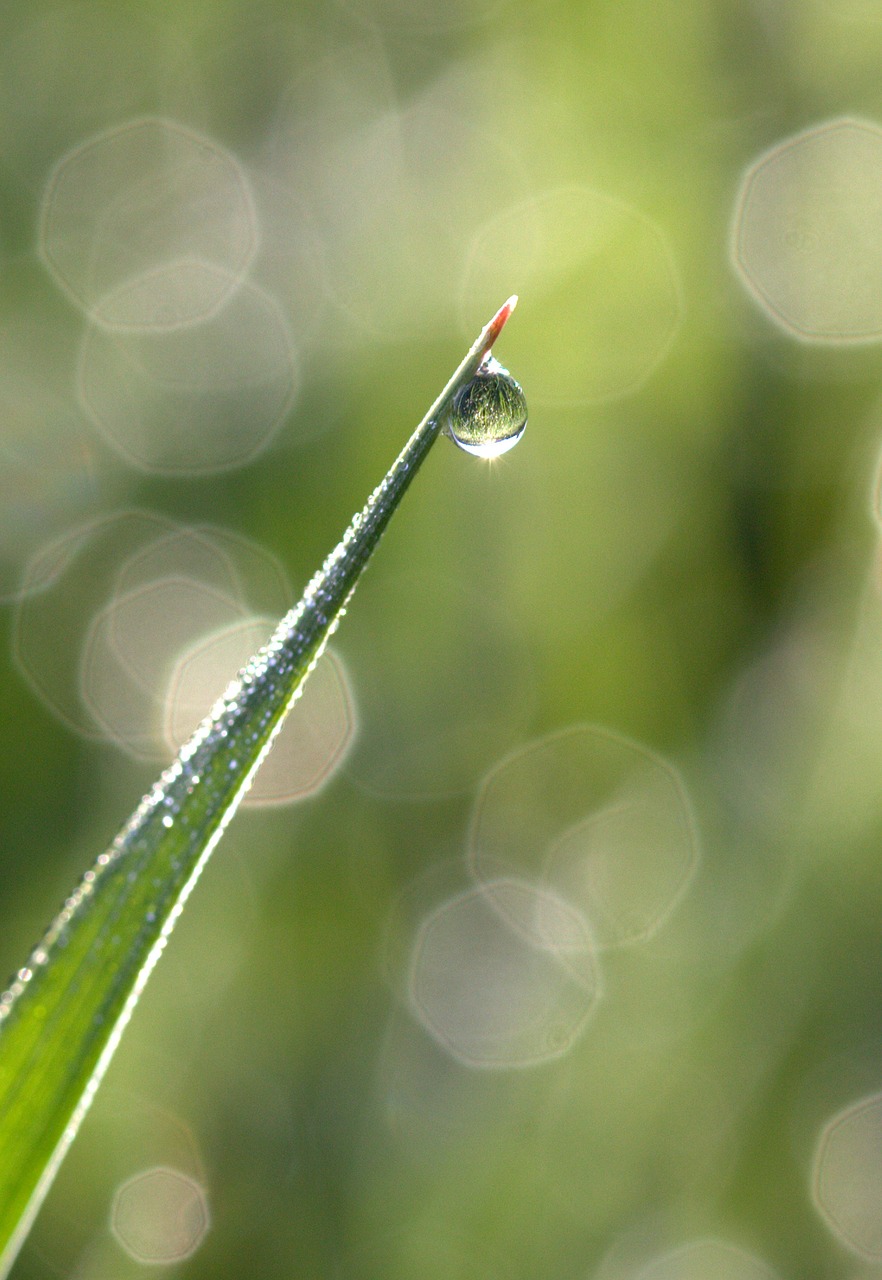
[{"x1": 444, "y1": 356, "x2": 527, "y2": 458}]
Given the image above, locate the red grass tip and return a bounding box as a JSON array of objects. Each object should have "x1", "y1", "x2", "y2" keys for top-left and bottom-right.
[{"x1": 482, "y1": 295, "x2": 519, "y2": 352}]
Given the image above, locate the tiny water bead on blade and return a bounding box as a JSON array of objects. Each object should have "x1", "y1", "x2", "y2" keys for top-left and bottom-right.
[
  {"x1": 443, "y1": 355, "x2": 527, "y2": 458},
  {"x1": 0, "y1": 297, "x2": 524, "y2": 1279}
]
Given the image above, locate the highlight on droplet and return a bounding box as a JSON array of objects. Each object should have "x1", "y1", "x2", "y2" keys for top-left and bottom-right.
[
  {"x1": 812, "y1": 1090, "x2": 882, "y2": 1259},
  {"x1": 732, "y1": 116, "x2": 882, "y2": 343},
  {"x1": 13, "y1": 514, "x2": 290, "y2": 756},
  {"x1": 443, "y1": 355, "x2": 527, "y2": 458}
]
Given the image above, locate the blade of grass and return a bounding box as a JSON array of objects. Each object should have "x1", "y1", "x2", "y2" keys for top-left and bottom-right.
[{"x1": 0, "y1": 297, "x2": 518, "y2": 1275}]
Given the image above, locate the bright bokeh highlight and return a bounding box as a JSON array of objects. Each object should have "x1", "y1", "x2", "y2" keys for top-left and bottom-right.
[
  {"x1": 6, "y1": 3, "x2": 882, "y2": 1275},
  {"x1": 78, "y1": 278, "x2": 297, "y2": 474},
  {"x1": 732, "y1": 117, "x2": 882, "y2": 342},
  {"x1": 272, "y1": 72, "x2": 523, "y2": 341},
  {"x1": 40, "y1": 118, "x2": 258, "y2": 331},
  {"x1": 813, "y1": 1091, "x2": 882, "y2": 1259},
  {"x1": 460, "y1": 186, "x2": 683, "y2": 404},
  {"x1": 408, "y1": 878, "x2": 599, "y2": 1068},
  {"x1": 111, "y1": 1166, "x2": 209, "y2": 1264},
  {"x1": 13, "y1": 514, "x2": 291, "y2": 757},
  {"x1": 469, "y1": 726, "x2": 699, "y2": 948},
  {"x1": 0, "y1": 9, "x2": 197, "y2": 179},
  {"x1": 165, "y1": 622, "x2": 356, "y2": 806},
  {"x1": 80, "y1": 578, "x2": 246, "y2": 759}
]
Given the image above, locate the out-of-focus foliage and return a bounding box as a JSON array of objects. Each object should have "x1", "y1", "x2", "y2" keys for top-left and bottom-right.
[{"x1": 3, "y1": 1, "x2": 882, "y2": 1277}]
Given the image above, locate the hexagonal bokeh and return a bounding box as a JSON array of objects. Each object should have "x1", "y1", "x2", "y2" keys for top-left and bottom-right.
[
  {"x1": 40, "y1": 117, "x2": 258, "y2": 330},
  {"x1": 80, "y1": 578, "x2": 248, "y2": 758},
  {"x1": 468, "y1": 725, "x2": 699, "y2": 949},
  {"x1": 408, "y1": 878, "x2": 599, "y2": 1069},
  {"x1": 13, "y1": 514, "x2": 290, "y2": 760},
  {"x1": 14, "y1": 512, "x2": 356, "y2": 805},
  {"x1": 78, "y1": 277, "x2": 298, "y2": 475},
  {"x1": 460, "y1": 185, "x2": 682, "y2": 404},
  {"x1": 275, "y1": 85, "x2": 524, "y2": 343},
  {"x1": 0, "y1": 7, "x2": 199, "y2": 181},
  {"x1": 733, "y1": 117, "x2": 882, "y2": 342},
  {"x1": 813, "y1": 1091, "x2": 882, "y2": 1259},
  {"x1": 165, "y1": 623, "x2": 356, "y2": 806},
  {"x1": 111, "y1": 1165, "x2": 209, "y2": 1264}
]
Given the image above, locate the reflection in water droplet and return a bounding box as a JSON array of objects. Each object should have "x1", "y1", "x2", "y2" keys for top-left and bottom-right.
[{"x1": 444, "y1": 356, "x2": 527, "y2": 458}]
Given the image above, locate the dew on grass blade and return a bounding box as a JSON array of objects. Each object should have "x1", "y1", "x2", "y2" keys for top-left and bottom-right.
[
  {"x1": 443, "y1": 355, "x2": 527, "y2": 458},
  {"x1": 13, "y1": 513, "x2": 290, "y2": 752},
  {"x1": 80, "y1": 577, "x2": 251, "y2": 760},
  {"x1": 164, "y1": 623, "x2": 356, "y2": 807},
  {"x1": 0, "y1": 298, "x2": 522, "y2": 1277}
]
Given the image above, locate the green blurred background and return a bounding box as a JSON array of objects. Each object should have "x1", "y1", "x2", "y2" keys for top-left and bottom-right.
[{"x1": 4, "y1": 0, "x2": 882, "y2": 1276}]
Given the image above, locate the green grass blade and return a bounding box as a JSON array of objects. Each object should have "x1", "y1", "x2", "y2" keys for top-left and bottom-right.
[{"x1": 0, "y1": 298, "x2": 518, "y2": 1275}]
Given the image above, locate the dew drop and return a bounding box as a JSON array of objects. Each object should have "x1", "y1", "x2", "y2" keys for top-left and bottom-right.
[{"x1": 444, "y1": 356, "x2": 527, "y2": 458}]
